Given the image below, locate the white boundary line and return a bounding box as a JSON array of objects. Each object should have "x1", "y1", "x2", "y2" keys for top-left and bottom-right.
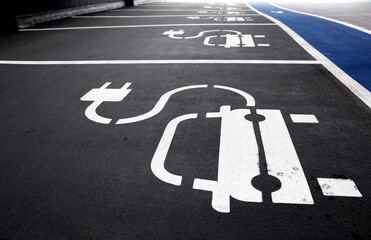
[
  {"x1": 269, "y1": 2, "x2": 371, "y2": 35},
  {"x1": 71, "y1": 14, "x2": 261, "y2": 18},
  {"x1": 245, "y1": 2, "x2": 371, "y2": 108},
  {"x1": 0, "y1": 60, "x2": 320, "y2": 65},
  {"x1": 109, "y1": 9, "x2": 255, "y2": 12},
  {"x1": 18, "y1": 23, "x2": 276, "y2": 31}
]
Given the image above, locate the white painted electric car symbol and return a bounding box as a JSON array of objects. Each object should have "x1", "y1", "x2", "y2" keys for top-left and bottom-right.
[
  {"x1": 163, "y1": 30, "x2": 270, "y2": 48},
  {"x1": 80, "y1": 83, "x2": 363, "y2": 213},
  {"x1": 187, "y1": 16, "x2": 253, "y2": 22}
]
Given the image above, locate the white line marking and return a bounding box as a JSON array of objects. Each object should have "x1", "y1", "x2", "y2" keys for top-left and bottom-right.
[
  {"x1": 257, "y1": 44, "x2": 270, "y2": 47},
  {"x1": 245, "y1": 2, "x2": 371, "y2": 108},
  {"x1": 290, "y1": 114, "x2": 318, "y2": 123},
  {"x1": 317, "y1": 178, "x2": 362, "y2": 197},
  {"x1": 140, "y1": 5, "x2": 246, "y2": 7},
  {"x1": 254, "y1": 35, "x2": 265, "y2": 38},
  {"x1": 0, "y1": 60, "x2": 321, "y2": 65},
  {"x1": 194, "y1": 106, "x2": 262, "y2": 213},
  {"x1": 152, "y1": 113, "x2": 198, "y2": 186},
  {"x1": 116, "y1": 85, "x2": 207, "y2": 124},
  {"x1": 257, "y1": 109, "x2": 314, "y2": 205},
  {"x1": 71, "y1": 14, "x2": 260, "y2": 18},
  {"x1": 269, "y1": 2, "x2": 371, "y2": 34},
  {"x1": 214, "y1": 85, "x2": 256, "y2": 106},
  {"x1": 109, "y1": 9, "x2": 255, "y2": 12},
  {"x1": 18, "y1": 23, "x2": 276, "y2": 31}
]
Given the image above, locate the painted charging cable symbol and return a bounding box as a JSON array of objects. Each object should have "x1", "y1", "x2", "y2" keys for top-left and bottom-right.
[
  {"x1": 163, "y1": 30, "x2": 270, "y2": 48},
  {"x1": 80, "y1": 83, "x2": 362, "y2": 213}
]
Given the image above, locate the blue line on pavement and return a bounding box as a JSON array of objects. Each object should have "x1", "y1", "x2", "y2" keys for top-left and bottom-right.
[{"x1": 250, "y1": 1, "x2": 371, "y2": 91}]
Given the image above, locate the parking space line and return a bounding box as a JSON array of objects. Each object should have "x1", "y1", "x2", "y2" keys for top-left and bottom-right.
[
  {"x1": 245, "y1": 1, "x2": 371, "y2": 108},
  {"x1": 110, "y1": 9, "x2": 255, "y2": 12},
  {"x1": 18, "y1": 23, "x2": 276, "y2": 31},
  {"x1": 0, "y1": 60, "x2": 320, "y2": 65},
  {"x1": 71, "y1": 14, "x2": 260, "y2": 18}
]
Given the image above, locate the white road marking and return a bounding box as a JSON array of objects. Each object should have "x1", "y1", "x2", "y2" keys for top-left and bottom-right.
[
  {"x1": 254, "y1": 35, "x2": 265, "y2": 38},
  {"x1": 257, "y1": 44, "x2": 270, "y2": 47},
  {"x1": 290, "y1": 114, "x2": 318, "y2": 123},
  {"x1": 72, "y1": 14, "x2": 260, "y2": 18},
  {"x1": 184, "y1": 30, "x2": 222, "y2": 39},
  {"x1": 80, "y1": 82, "x2": 131, "y2": 124},
  {"x1": 317, "y1": 178, "x2": 362, "y2": 197},
  {"x1": 245, "y1": 1, "x2": 371, "y2": 109},
  {"x1": 18, "y1": 23, "x2": 276, "y2": 31},
  {"x1": 141, "y1": 5, "x2": 235, "y2": 7},
  {"x1": 116, "y1": 85, "x2": 207, "y2": 124},
  {"x1": 257, "y1": 109, "x2": 314, "y2": 204},
  {"x1": 164, "y1": 29, "x2": 266, "y2": 48},
  {"x1": 152, "y1": 113, "x2": 198, "y2": 186},
  {"x1": 214, "y1": 85, "x2": 256, "y2": 106},
  {"x1": 269, "y1": 2, "x2": 371, "y2": 35},
  {"x1": 194, "y1": 106, "x2": 262, "y2": 213},
  {"x1": 0, "y1": 60, "x2": 321, "y2": 65},
  {"x1": 109, "y1": 9, "x2": 255, "y2": 12}
]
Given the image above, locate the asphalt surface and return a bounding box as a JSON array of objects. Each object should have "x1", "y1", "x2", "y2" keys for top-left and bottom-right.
[{"x1": 0, "y1": 1, "x2": 370, "y2": 239}]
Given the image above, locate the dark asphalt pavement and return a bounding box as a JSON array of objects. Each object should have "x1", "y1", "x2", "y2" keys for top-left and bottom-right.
[{"x1": 0, "y1": 1, "x2": 370, "y2": 239}]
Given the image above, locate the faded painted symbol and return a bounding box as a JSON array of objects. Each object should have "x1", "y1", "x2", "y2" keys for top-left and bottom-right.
[
  {"x1": 163, "y1": 30, "x2": 270, "y2": 48},
  {"x1": 81, "y1": 83, "x2": 363, "y2": 213}
]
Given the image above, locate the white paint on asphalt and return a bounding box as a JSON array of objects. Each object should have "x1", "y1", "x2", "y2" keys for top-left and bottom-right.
[
  {"x1": 116, "y1": 85, "x2": 207, "y2": 124},
  {"x1": 317, "y1": 178, "x2": 362, "y2": 197},
  {"x1": 18, "y1": 23, "x2": 276, "y2": 31},
  {"x1": 72, "y1": 14, "x2": 260, "y2": 18},
  {"x1": 164, "y1": 29, "x2": 269, "y2": 48},
  {"x1": 0, "y1": 60, "x2": 321, "y2": 65},
  {"x1": 185, "y1": 16, "x2": 256, "y2": 22},
  {"x1": 110, "y1": 9, "x2": 254, "y2": 12},
  {"x1": 290, "y1": 114, "x2": 319, "y2": 123},
  {"x1": 214, "y1": 85, "x2": 256, "y2": 106},
  {"x1": 245, "y1": 1, "x2": 371, "y2": 109},
  {"x1": 257, "y1": 109, "x2": 314, "y2": 204},
  {"x1": 152, "y1": 113, "x2": 198, "y2": 186},
  {"x1": 194, "y1": 106, "x2": 262, "y2": 213},
  {"x1": 80, "y1": 82, "x2": 132, "y2": 124}
]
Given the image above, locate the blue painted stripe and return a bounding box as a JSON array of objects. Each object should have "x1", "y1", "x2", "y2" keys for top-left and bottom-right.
[{"x1": 250, "y1": 1, "x2": 371, "y2": 91}]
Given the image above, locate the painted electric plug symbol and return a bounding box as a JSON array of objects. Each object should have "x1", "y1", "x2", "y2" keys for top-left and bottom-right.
[
  {"x1": 163, "y1": 29, "x2": 270, "y2": 48},
  {"x1": 80, "y1": 83, "x2": 363, "y2": 213},
  {"x1": 80, "y1": 82, "x2": 132, "y2": 124}
]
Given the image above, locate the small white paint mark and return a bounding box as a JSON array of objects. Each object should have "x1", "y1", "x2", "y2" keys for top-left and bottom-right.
[
  {"x1": 271, "y1": 10, "x2": 284, "y2": 14},
  {"x1": 317, "y1": 178, "x2": 362, "y2": 197},
  {"x1": 257, "y1": 44, "x2": 270, "y2": 47},
  {"x1": 254, "y1": 35, "x2": 265, "y2": 38},
  {"x1": 290, "y1": 114, "x2": 319, "y2": 123}
]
